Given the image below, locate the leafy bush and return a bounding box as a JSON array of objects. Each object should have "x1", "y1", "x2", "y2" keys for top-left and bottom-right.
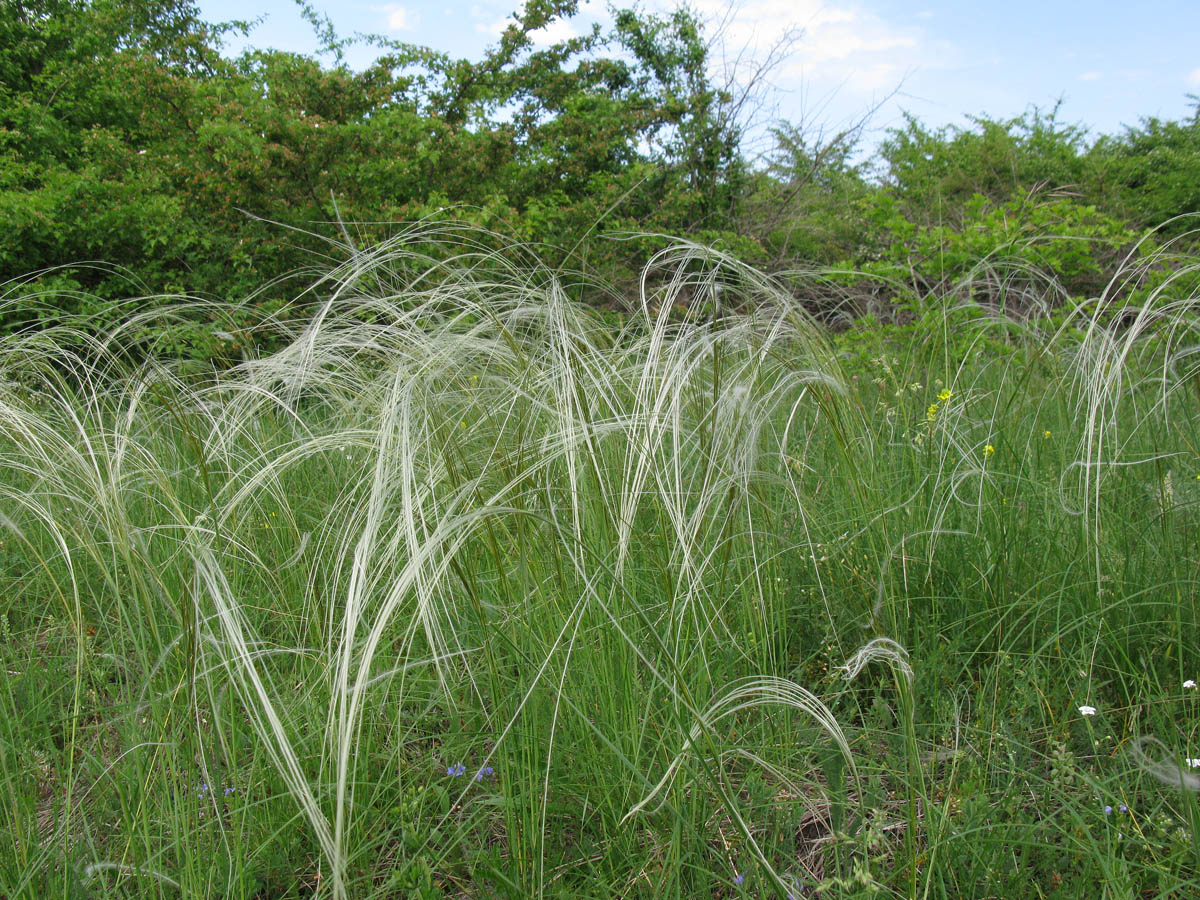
[
  {"x1": 1089, "y1": 102, "x2": 1200, "y2": 237},
  {"x1": 879, "y1": 105, "x2": 1093, "y2": 224},
  {"x1": 821, "y1": 189, "x2": 1139, "y2": 322}
]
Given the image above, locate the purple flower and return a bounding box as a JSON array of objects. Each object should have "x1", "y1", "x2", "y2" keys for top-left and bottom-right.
[
  {"x1": 1105, "y1": 805, "x2": 1113, "y2": 815},
  {"x1": 197, "y1": 783, "x2": 209, "y2": 798},
  {"x1": 224, "y1": 786, "x2": 235, "y2": 796},
  {"x1": 447, "y1": 763, "x2": 466, "y2": 777},
  {"x1": 1118, "y1": 803, "x2": 1127, "y2": 813},
  {"x1": 733, "y1": 871, "x2": 746, "y2": 885},
  {"x1": 475, "y1": 766, "x2": 494, "y2": 782}
]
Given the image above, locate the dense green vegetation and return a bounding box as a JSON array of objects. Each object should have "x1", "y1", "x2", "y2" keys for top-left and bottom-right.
[
  {"x1": 4, "y1": 0, "x2": 1200, "y2": 345},
  {"x1": 3, "y1": 1, "x2": 1200, "y2": 898},
  {"x1": 2, "y1": 232, "x2": 1200, "y2": 898}
]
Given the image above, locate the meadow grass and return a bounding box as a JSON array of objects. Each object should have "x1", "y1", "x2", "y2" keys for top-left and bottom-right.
[{"x1": 1, "y1": 231, "x2": 1199, "y2": 898}]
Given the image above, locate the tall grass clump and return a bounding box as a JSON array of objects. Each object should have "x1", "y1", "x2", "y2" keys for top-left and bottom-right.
[{"x1": 1, "y1": 225, "x2": 1199, "y2": 898}]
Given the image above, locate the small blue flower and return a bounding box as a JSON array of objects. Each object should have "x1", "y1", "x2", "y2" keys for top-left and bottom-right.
[
  {"x1": 1104, "y1": 805, "x2": 1113, "y2": 815},
  {"x1": 197, "y1": 783, "x2": 209, "y2": 798},
  {"x1": 447, "y1": 763, "x2": 466, "y2": 777},
  {"x1": 784, "y1": 874, "x2": 808, "y2": 898},
  {"x1": 224, "y1": 786, "x2": 235, "y2": 796},
  {"x1": 475, "y1": 766, "x2": 494, "y2": 781},
  {"x1": 733, "y1": 871, "x2": 746, "y2": 885},
  {"x1": 1118, "y1": 803, "x2": 1127, "y2": 813}
]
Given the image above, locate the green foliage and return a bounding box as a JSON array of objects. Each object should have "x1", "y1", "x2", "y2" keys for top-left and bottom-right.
[
  {"x1": 3, "y1": 237, "x2": 1200, "y2": 897},
  {"x1": 1089, "y1": 101, "x2": 1200, "y2": 237},
  {"x1": 743, "y1": 119, "x2": 875, "y2": 267},
  {"x1": 2, "y1": 0, "x2": 1199, "y2": 354},
  {"x1": 849, "y1": 188, "x2": 1138, "y2": 307},
  {"x1": 0, "y1": 0, "x2": 256, "y2": 345},
  {"x1": 0, "y1": 0, "x2": 759, "y2": 347},
  {"x1": 879, "y1": 105, "x2": 1093, "y2": 225},
  {"x1": 612, "y1": 5, "x2": 744, "y2": 223}
]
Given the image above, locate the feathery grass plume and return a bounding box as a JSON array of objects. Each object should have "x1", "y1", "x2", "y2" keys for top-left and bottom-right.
[
  {"x1": 839, "y1": 637, "x2": 913, "y2": 685},
  {"x1": 1127, "y1": 736, "x2": 1200, "y2": 792},
  {"x1": 80, "y1": 861, "x2": 182, "y2": 891},
  {"x1": 140, "y1": 227, "x2": 863, "y2": 898},
  {"x1": 622, "y1": 675, "x2": 857, "y2": 821},
  {"x1": 191, "y1": 540, "x2": 341, "y2": 886},
  {"x1": 13, "y1": 222, "x2": 1196, "y2": 896},
  {"x1": 1063, "y1": 225, "x2": 1200, "y2": 573},
  {"x1": 622, "y1": 675, "x2": 858, "y2": 895}
]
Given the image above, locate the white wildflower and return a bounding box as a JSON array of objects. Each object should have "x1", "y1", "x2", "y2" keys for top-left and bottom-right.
[{"x1": 1078, "y1": 705, "x2": 1097, "y2": 717}]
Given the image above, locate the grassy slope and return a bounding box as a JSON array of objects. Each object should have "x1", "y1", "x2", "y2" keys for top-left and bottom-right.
[{"x1": 1, "y1": 234, "x2": 1199, "y2": 899}]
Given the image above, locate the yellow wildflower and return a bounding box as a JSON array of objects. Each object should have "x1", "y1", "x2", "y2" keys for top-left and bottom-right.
[
  {"x1": 927, "y1": 403, "x2": 940, "y2": 422},
  {"x1": 937, "y1": 388, "x2": 953, "y2": 402},
  {"x1": 984, "y1": 444, "x2": 995, "y2": 457},
  {"x1": 1043, "y1": 430, "x2": 1051, "y2": 438}
]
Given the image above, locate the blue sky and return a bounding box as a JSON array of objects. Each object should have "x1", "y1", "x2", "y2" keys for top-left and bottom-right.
[{"x1": 194, "y1": 0, "x2": 1200, "y2": 155}]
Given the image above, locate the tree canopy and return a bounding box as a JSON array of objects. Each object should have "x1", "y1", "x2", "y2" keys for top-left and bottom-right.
[{"x1": 2, "y1": 0, "x2": 1199, "y2": 350}]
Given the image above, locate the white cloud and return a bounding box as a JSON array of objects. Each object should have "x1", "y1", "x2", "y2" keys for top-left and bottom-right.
[
  {"x1": 377, "y1": 4, "x2": 413, "y2": 32},
  {"x1": 1079, "y1": 71, "x2": 1102, "y2": 82},
  {"x1": 1187, "y1": 66, "x2": 1200, "y2": 89},
  {"x1": 841, "y1": 61, "x2": 906, "y2": 93},
  {"x1": 654, "y1": 0, "x2": 936, "y2": 92},
  {"x1": 616, "y1": 0, "x2": 950, "y2": 140},
  {"x1": 797, "y1": 29, "x2": 917, "y2": 64},
  {"x1": 683, "y1": 0, "x2": 855, "y2": 51},
  {"x1": 479, "y1": 15, "x2": 579, "y2": 47},
  {"x1": 530, "y1": 18, "x2": 579, "y2": 46}
]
